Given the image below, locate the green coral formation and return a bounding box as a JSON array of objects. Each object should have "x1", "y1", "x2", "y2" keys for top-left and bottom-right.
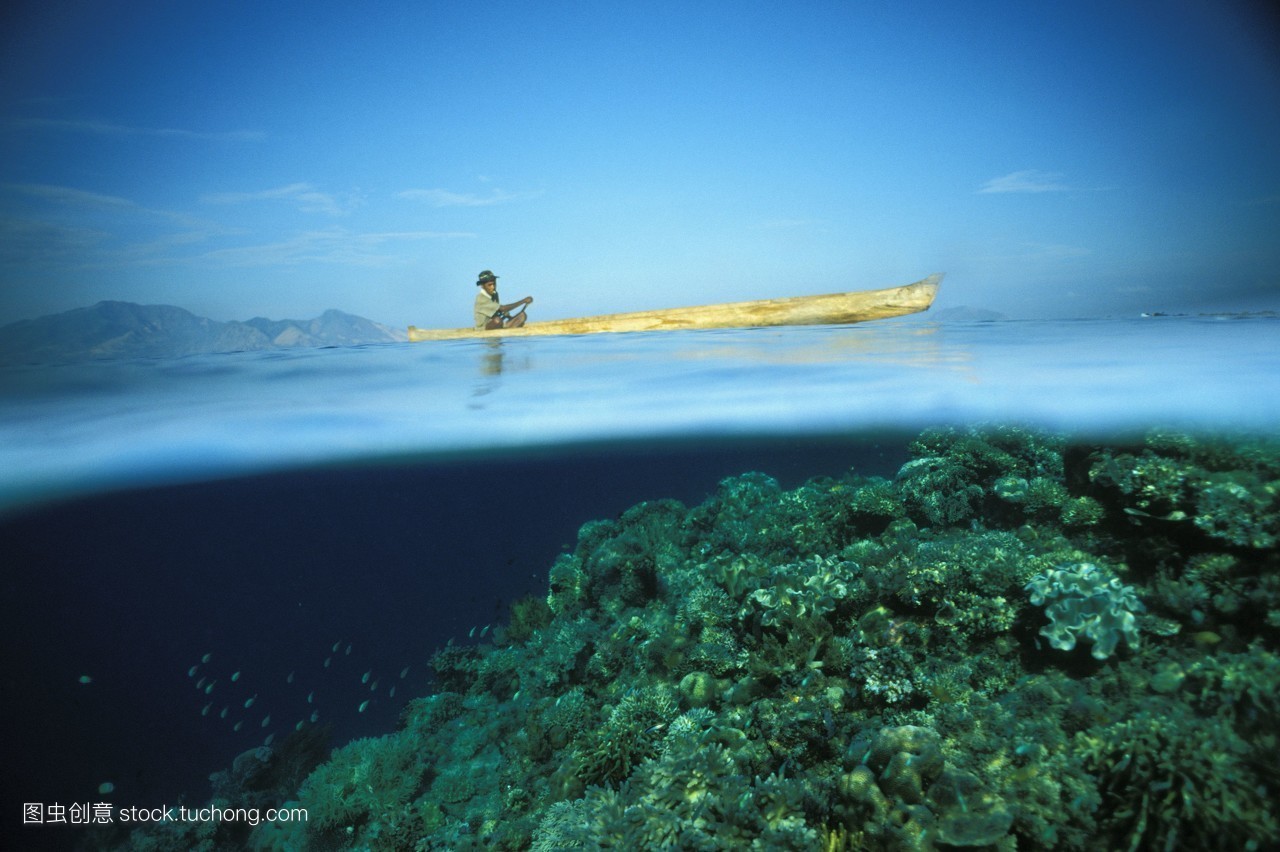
[
  {"x1": 110, "y1": 425, "x2": 1279, "y2": 851},
  {"x1": 1087, "y1": 428, "x2": 1280, "y2": 550},
  {"x1": 1026, "y1": 562, "x2": 1144, "y2": 659}
]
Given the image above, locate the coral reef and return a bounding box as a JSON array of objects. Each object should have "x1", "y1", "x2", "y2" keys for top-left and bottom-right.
[{"x1": 108, "y1": 425, "x2": 1279, "y2": 851}]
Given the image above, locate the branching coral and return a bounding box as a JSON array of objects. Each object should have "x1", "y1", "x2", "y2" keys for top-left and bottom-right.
[
  {"x1": 1075, "y1": 706, "x2": 1279, "y2": 850},
  {"x1": 550, "y1": 736, "x2": 820, "y2": 849},
  {"x1": 571, "y1": 685, "x2": 678, "y2": 788},
  {"x1": 297, "y1": 733, "x2": 427, "y2": 835}
]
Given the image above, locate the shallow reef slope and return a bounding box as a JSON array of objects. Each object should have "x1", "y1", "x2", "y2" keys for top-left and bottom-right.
[{"x1": 116, "y1": 425, "x2": 1279, "y2": 851}]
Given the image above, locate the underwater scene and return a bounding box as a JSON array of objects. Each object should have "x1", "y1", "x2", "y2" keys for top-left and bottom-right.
[{"x1": 1, "y1": 316, "x2": 1278, "y2": 851}]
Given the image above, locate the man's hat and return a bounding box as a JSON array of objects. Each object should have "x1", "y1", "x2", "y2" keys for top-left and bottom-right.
[{"x1": 477, "y1": 270, "x2": 498, "y2": 286}]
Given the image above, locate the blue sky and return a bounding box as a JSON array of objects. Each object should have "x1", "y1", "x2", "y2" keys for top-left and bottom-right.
[{"x1": 2, "y1": 0, "x2": 1277, "y2": 326}]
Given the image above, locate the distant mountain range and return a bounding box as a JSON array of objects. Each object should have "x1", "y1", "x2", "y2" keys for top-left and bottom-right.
[
  {"x1": 0, "y1": 300, "x2": 1049, "y2": 367},
  {"x1": 0, "y1": 301, "x2": 407, "y2": 366}
]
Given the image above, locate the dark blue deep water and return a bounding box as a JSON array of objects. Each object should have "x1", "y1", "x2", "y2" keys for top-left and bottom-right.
[
  {"x1": 0, "y1": 437, "x2": 908, "y2": 813},
  {"x1": 1, "y1": 315, "x2": 1277, "y2": 849}
]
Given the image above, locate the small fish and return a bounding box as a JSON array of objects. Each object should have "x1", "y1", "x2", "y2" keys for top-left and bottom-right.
[
  {"x1": 643, "y1": 722, "x2": 667, "y2": 735},
  {"x1": 295, "y1": 720, "x2": 304, "y2": 732},
  {"x1": 332, "y1": 641, "x2": 341, "y2": 653},
  {"x1": 201, "y1": 703, "x2": 211, "y2": 716},
  {"x1": 233, "y1": 721, "x2": 243, "y2": 732},
  {"x1": 469, "y1": 625, "x2": 476, "y2": 638},
  {"x1": 370, "y1": 680, "x2": 379, "y2": 692},
  {"x1": 204, "y1": 682, "x2": 215, "y2": 695},
  {"x1": 344, "y1": 644, "x2": 352, "y2": 655},
  {"x1": 358, "y1": 700, "x2": 370, "y2": 713},
  {"x1": 399, "y1": 666, "x2": 410, "y2": 679},
  {"x1": 324, "y1": 657, "x2": 332, "y2": 668},
  {"x1": 195, "y1": 676, "x2": 206, "y2": 690},
  {"x1": 201, "y1": 653, "x2": 212, "y2": 664},
  {"x1": 261, "y1": 715, "x2": 271, "y2": 728},
  {"x1": 480, "y1": 624, "x2": 490, "y2": 637},
  {"x1": 220, "y1": 706, "x2": 228, "y2": 719},
  {"x1": 264, "y1": 733, "x2": 274, "y2": 746},
  {"x1": 286, "y1": 671, "x2": 295, "y2": 684},
  {"x1": 389, "y1": 686, "x2": 396, "y2": 698},
  {"x1": 231, "y1": 671, "x2": 241, "y2": 682},
  {"x1": 98, "y1": 782, "x2": 115, "y2": 796},
  {"x1": 361, "y1": 670, "x2": 371, "y2": 684},
  {"x1": 78, "y1": 675, "x2": 93, "y2": 685},
  {"x1": 307, "y1": 691, "x2": 315, "y2": 704},
  {"x1": 310, "y1": 710, "x2": 320, "y2": 723},
  {"x1": 244, "y1": 695, "x2": 257, "y2": 709},
  {"x1": 187, "y1": 665, "x2": 199, "y2": 677}
]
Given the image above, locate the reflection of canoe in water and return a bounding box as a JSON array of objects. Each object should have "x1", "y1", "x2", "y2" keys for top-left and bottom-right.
[{"x1": 407, "y1": 273, "x2": 942, "y2": 341}]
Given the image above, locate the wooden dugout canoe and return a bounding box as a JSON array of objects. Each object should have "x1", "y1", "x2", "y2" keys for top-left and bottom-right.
[{"x1": 407, "y1": 273, "x2": 942, "y2": 341}]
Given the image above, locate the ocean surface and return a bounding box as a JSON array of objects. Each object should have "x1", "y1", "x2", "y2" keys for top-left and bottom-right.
[{"x1": 1, "y1": 314, "x2": 1277, "y2": 849}]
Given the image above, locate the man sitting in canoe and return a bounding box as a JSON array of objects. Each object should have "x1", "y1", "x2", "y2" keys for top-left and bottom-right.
[{"x1": 474, "y1": 270, "x2": 533, "y2": 330}]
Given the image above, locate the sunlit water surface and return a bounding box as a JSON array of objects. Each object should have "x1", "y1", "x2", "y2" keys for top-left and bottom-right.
[{"x1": 2, "y1": 316, "x2": 1275, "y2": 511}]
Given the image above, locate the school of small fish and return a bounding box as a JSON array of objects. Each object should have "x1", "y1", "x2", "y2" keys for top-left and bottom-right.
[{"x1": 179, "y1": 623, "x2": 495, "y2": 748}]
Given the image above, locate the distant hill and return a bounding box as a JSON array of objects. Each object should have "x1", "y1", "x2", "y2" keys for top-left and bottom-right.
[
  {"x1": 0, "y1": 301, "x2": 407, "y2": 365},
  {"x1": 925, "y1": 306, "x2": 1008, "y2": 322}
]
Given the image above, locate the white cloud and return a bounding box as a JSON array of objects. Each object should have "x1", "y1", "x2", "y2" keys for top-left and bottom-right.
[
  {"x1": 1024, "y1": 242, "x2": 1091, "y2": 260},
  {"x1": 963, "y1": 241, "x2": 1094, "y2": 283},
  {"x1": 755, "y1": 217, "x2": 827, "y2": 231},
  {"x1": 5, "y1": 183, "x2": 140, "y2": 210},
  {"x1": 5, "y1": 117, "x2": 263, "y2": 141},
  {"x1": 398, "y1": 187, "x2": 540, "y2": 207},
  {"x1": 4, "y1": 183, "x2": 218, "y2": 232},
  {"x1": 1, "y1": 185, "x2": 245, "y2": 271},
  {"x1": 0, "y1": 216, "x2": 108, "y2": 266},
  {"x1": 195, "y1": 227, "x2": 474, "y2": 268},
  {"x1": 0, "y1": 214, "x2": 227, "y2": 273},
  {"x1": 978, "y1": 170, "x2": 1071, "y2": 194},
  {"x1": 202, "y1": 183, "x2": 354, "y2": 215},
  {"x1": 1116, "y1": 284, "x2": 1155, "y2": 295}
]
